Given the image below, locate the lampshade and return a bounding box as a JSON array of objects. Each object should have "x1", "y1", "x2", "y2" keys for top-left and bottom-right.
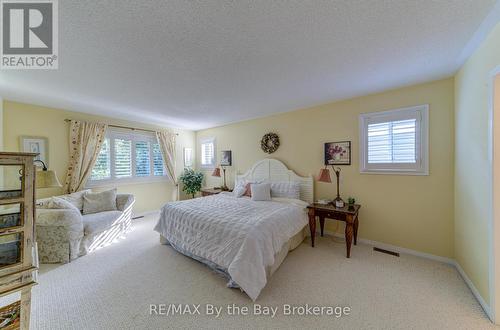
[
  {"x1": 317, "y1": 168, "x2": 332, "y2": 183},
  {"x1": 211, "y1": 167, "x2": 221, "y2": 177},
  {"x1": 36, "y1": 170, "x2": 62, "y2": 188}
]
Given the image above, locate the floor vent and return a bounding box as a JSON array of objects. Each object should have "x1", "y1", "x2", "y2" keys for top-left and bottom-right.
[{"x1": 373, "y1": 247, "x2": 400, "y2": 257}]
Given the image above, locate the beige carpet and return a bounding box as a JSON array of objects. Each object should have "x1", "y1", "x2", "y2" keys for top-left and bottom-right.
[{"x1": 31, "y1": 214, "x2": 495, "y2": 329}]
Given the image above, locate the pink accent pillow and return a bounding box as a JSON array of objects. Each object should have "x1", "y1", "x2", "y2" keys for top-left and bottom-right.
[{"x1": 244, "y1": 183, "x2": 252, "y2": 197}]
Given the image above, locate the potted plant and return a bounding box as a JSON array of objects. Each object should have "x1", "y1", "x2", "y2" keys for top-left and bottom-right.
[
  {"x1": 179, "y1": 168, "x2": 204, "y2": 198},
  {"x1": 347, "y1": 197, "x2": 356, "y2": 211}
]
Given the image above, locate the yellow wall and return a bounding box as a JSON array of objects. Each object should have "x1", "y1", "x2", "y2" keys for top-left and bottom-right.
[
  {"x1": 197, "y1": 78, "x2": 455, "y2": 258},
  {"x1": 454, "y1": 21, "x2": 500, "y2": 304},
  {"x1": 2, "y1": 101, "x2": 196, "y2": 213}
]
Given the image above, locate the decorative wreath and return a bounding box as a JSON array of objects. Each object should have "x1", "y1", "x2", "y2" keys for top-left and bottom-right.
[{"x1": 261, "y1": 132, "x2": 280, "y2": 154}]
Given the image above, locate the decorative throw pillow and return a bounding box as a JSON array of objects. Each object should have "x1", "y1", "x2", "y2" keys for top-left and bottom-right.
[
  {"x1": 241, "y1": 180, "x2": 264, "y2": 197},
  {"x1": 270, "y1": 182, "x2": 301, "y2": 199},
  {"x1": 82, "y1": 189, "x2": 117, "y2": 215},
  {"x1": 233, "y1": 181, "x2": 247, "y2": 198},
  {"x1": 59, "y1": 189, "x2": 91, "y2": 211},
  {"x1": 243, "y1": 183, "x2": 252, "y2": 197},
  {"x1": 47, "y1": 197, "x2": 81, "y2": 212},
  {"x1": 250, "y1": 183, "x2": 272, "y2": 201}
]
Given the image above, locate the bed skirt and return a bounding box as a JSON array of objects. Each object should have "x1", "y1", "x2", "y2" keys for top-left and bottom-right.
[{"x1": 159, "y1": 225, "x2": 307, "y2": 289}]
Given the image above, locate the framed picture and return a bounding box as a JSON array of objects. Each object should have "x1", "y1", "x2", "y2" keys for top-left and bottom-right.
[
  {"x1": 184, "y1": 148, "x2": 193, "y2": 168},
  {"x1": 324, "y1": 141, "x2": 351, "y2": 165},
  {"x1": 221, "y1": 150, "x2": 232, "y2": 166},
  {"x1": 20, "y1": 136, "x2": 48, "y2": 168}
]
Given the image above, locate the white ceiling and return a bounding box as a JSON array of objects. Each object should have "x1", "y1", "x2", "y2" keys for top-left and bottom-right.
[{"x1": 0, "y1": 0, "x2": 497, "y2": 130}]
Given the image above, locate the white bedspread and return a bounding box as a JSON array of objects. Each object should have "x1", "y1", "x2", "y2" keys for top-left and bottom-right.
[{"x1": 154, "y1": 192, "x2": 308, "y2": 301}]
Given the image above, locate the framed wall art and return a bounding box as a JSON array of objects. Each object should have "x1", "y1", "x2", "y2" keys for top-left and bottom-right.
[
  {"x1": 220, "y1": 150, "x2": 232, "y2": 166},
  {"x1": 324, "y1": 141, "x2": 351, "y2": 165},
  {"x1": 20, "y1": 136, "x2": 49, "y2": 168},
  {"x1": 183, "y1": 147, "x2": 193, "y2": 168}
]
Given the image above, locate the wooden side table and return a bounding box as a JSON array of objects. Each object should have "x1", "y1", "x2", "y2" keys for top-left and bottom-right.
[
  {"x1": 200, "y1": 188, "x2": 231, "y2": 197},
  {"x1": 307, "y1": 203, "x2": 361, "y2": 258}
]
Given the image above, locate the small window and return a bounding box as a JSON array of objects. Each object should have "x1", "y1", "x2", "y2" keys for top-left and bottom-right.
[
  {"x1": 200, "y1": 138, "x2": 215, "y2": 168},
  {"x1": 359, "y1": 105, "x2": 429, "y2": 175}
]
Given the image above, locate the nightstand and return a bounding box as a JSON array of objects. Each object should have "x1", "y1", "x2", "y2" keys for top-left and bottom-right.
[
  {"x1": 200, "y1": 188, "x2": 231, "y2": 197},
  {"x1": 307, "y1": 203, "x2": 361, "y2": 258}
]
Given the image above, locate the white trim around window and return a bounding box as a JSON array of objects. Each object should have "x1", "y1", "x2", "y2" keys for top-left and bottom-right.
[
  {"x1": 199, "y1": 137, "x2": 216, "y2": 169},
  {"x1": 87, "y1": 128, "x2": 169, "y2": 187},
  {"x1": 359, "y1": 104, "x2": 429, "y2": 175}
]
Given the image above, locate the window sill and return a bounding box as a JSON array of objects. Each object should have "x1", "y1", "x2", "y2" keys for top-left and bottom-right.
[
  {"x1": 86, "y1": 176, "x2": 172, "y2": 188},
  {"x1": 360, "y1": 169, "x2": 429, "y2": 176}
]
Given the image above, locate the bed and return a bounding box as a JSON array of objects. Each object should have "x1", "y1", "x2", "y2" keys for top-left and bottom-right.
[{"x1": 154, "y1": 159, "x2": 313, "y2": 301}]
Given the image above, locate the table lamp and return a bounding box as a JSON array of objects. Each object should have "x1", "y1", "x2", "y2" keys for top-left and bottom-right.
[
  {"x1": 34, "y1": 160, "x2": 62, "y2": 188},
  {"x1": 212, "y1": 167, "x2": 229, "y2": 191},
  {"x1": 317, "y1": 165, "x2": 344, "y2": 208}
]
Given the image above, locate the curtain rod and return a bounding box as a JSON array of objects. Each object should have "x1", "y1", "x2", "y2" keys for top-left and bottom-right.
[{"x1": 64, "y1": 119, "x2": 178, "y2": 135}]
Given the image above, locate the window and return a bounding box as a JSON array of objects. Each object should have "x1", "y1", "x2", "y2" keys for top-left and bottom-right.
[
  {"x1": 200, "y1": 137, "x2": 215, "y2": 168},
  {"x1": 89, "y1": 129, "x2": 167, "y2": 185},
  {"x1": 91, "y1": 138, "x2": 111, "y2": 180},
  {"x1": 359, "y1": 105, "x2": 429, "y2": 175}
]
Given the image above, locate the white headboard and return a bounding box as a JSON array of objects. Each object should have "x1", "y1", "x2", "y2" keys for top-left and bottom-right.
[{"x1": 235, "y1": 159, "x2": 314, "y2": 204}]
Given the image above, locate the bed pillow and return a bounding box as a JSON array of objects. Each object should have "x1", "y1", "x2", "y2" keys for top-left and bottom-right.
[
  {"x1": 244, "y1": 183, "x2": 252, "y2": 197},
  {"x1": 250, "y1": 183, "x2": 271, "y2": 201},
  {"x1": 270, "y1": 182, "x2": 301, "y2": 199},
  {"x1": 82, "y1": 189, "x2": 117, "y2": 215},
  {"x1": 233, "y1": 181, "x2": 247, "y2": 198},
  {"x1": 238, "y1": 180, "x2": 264, "y2": 197}
]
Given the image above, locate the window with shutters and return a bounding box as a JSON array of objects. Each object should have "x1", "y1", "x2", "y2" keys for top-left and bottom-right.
[
  {"x1": 200, "y1": 137, "x2": 216, "y2": 168},
  {"x1": 359, "y1": 105, "x2": 429, "y2": 175},
  {"x1": 88, "y1": 128, "x2": 168, "y2": 186},
  {"x1": 90, "y1": 138, "x2": 111, "y2": 180}
]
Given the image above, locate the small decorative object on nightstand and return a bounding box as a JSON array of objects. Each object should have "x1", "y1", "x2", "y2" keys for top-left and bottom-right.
[
  {"x1": 307, "y1": 203, "x2": 361, "y2": 258},
  {"x1": 347, "y1": 197, "x2": 356, "y2": 211}
]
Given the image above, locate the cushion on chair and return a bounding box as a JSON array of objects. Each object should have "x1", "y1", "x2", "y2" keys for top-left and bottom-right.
[
  {"x1": 48, "y1": 197, "x2": 81, "y2": 212},
  {"x1": 82, "y1": 211, "x2": 124, "y2": 235},
  {"x1": 83, "y1": 189, "x2": 118, "y2": 215},
  {"x1": 58, "y1": 189, "x2": 91, "y2": 211}
]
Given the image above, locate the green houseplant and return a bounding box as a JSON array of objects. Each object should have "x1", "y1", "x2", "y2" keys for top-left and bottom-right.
[
  {"x1": 179, "y1": 168, "x2": 204, "y2": 198},
  {"x1": 347, "y1": 197, "x2": 356, "y2": 211}
]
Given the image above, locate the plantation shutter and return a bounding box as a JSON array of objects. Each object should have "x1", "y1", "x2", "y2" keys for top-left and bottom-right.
[
  {"x1": 135, "y1": 141, "x2": 151, "y2": 177},
  {"x1": 367, "y1": 119, "x2": 417, "y2": 164},
  {"x1": 201, "y1": 141, "x2": 214, "y2": 166},
  {"x1": 152, "y1": 143, "x2": 165, "y2": 176},
  {"x1": 91, "y1": 138, "x2": 111, "y2": 180},
  {"x1": 114, "y1": 138, "x2": 132, "y2": 178}
]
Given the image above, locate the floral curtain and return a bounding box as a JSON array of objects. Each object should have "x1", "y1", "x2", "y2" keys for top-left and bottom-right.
[
  {"x1": 156, "y1": 130, "x2": 178, "y2": 198},
  {"x1": 63, "y1": 120, "x2": 108, "y2": 193}
]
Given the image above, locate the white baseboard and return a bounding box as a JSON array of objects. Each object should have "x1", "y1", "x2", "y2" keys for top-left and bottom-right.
[
  {"x1": 319, "y1": 229, "x2": 491, "y2": 320},
  {"x1": 454, "y1": 261, "x2": 493, "y2": 320},
  {"x1": 321, "y1": 229, "x2": 454, "y2": 264}
]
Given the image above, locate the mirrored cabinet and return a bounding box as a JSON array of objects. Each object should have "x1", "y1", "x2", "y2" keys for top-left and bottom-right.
[{"x1": 0, "y1": 153, "x2": 38, "y2": 330}]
